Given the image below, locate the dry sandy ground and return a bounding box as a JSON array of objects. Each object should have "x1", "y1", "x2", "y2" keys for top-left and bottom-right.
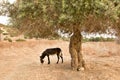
[{"x1": 0, "y1": 39, "x2": 120, "y2": 80}]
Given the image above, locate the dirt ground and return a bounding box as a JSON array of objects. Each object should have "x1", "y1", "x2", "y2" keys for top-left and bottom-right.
[{"x1": 0, "y1": 39, "x2": 120, "y2": 80}]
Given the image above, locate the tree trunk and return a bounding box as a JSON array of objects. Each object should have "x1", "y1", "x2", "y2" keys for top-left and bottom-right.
[{"x1": 69, "y1": 26, "x2": 85, "y2": 71}]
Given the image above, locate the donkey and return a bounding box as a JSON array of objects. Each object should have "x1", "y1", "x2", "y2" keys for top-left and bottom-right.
[{"x1": 40, "y1": 48, "x2": 63, "y2": 64}]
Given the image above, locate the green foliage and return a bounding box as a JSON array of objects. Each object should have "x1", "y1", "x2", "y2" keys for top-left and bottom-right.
[
  {"x1": 2, "y1": 33, "x2": 8, "y2": 35},
  {"x1": 60, "y1": 36, "x2": 115, "y2": 42},
  {"x1": 8, "y1": 38, "x2": 12, "y2": 42},
  {"x1": 0, "y1": 0, "x2": 120, "y2": 38},
  {"x1": 82, "y1": 37, "x2": 115, "y2": 42},
  {"x1": 16, "y1": 39, "x2": 26, "y2": 42},
  {"x1": 61, "y1": 37, "x2": 70, "y2": 41},
  {"x1": 4, "y1": 36, "x2": 9, "y2": 40},
  {"x1": 4, "y1": 36, "x2": 12, "y2": 42}
]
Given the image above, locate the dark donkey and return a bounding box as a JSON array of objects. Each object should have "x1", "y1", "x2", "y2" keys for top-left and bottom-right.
[{"x1": 40, "y1": 48, "x2": 63, "y2": 64}]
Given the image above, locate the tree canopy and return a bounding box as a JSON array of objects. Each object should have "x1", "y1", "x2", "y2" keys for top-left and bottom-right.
[{"x1": 0, "y1": 0, "x2": 120, "y2": 38}]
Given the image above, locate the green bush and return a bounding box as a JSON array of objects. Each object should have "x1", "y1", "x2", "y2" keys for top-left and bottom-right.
[
  {"x1": 16, "y1": 39, "x2": 26, "y2": 42},
  {"x1": 4, "y1": 36, "x2": 9, "y2": 40},
  {"x1": 8, "y1": 38, "x2": 12, "y2": 42},
  {"x1": 4, "y1": 36, "x2": 12, "y2": 42},
  {"x1": 82, "y1": 38, "x2": 89, "y2": 42},
  {"x1": 82, "y1": 37, "x2": 115, "y2": 42},
  {"x1": 3, "y1": 33, "x2": 9, "y2": 35},
  {"x1": 89, "y1": 37, "x2": 101, "y2": 42}
]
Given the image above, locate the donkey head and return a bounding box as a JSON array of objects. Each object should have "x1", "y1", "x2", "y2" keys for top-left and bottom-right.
[{"x1": 40, "y1": 56, "x2": 44, "y2": 64}]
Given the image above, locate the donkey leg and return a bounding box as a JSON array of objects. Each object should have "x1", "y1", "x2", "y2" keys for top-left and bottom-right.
[
  {"x1": 56, "y1": 54, "x2": 60, "y2": 64},
  {"x1": 60, "y1": 55, "x2": 63, "y2": 63},
  {"x1": 47, "y1": 55, "x2": 50, "y2": 64}
]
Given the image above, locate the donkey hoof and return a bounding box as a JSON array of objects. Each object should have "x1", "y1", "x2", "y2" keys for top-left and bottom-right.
[
  {"x1": 77, "y1": 68, "x2": 80, "y2": 71},
  {"x1": 77, "y1": 67, "x2": 84, "y2": 71}
]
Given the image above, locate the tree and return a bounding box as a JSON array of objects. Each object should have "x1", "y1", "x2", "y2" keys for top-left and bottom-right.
[{"x1": 0, "y1": 0, "x2": 120, "y2": 71}]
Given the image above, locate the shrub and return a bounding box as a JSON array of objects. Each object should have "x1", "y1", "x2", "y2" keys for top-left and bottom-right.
[
  {"x1": 8, "y1": 38, "x2": 12, "y2": 42},
  {"x1": 3, "y1": 33, "x2": 9, "y2": 35},
  {"x1": 16, "y1": 39, "x2": 26, "y2": 42},
  {"x1": 4, "y1": 36, "x2": 12, "y2": 42},
  {"x1": 82, "y1": 37, "x2": 115, "y2": 42}
]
